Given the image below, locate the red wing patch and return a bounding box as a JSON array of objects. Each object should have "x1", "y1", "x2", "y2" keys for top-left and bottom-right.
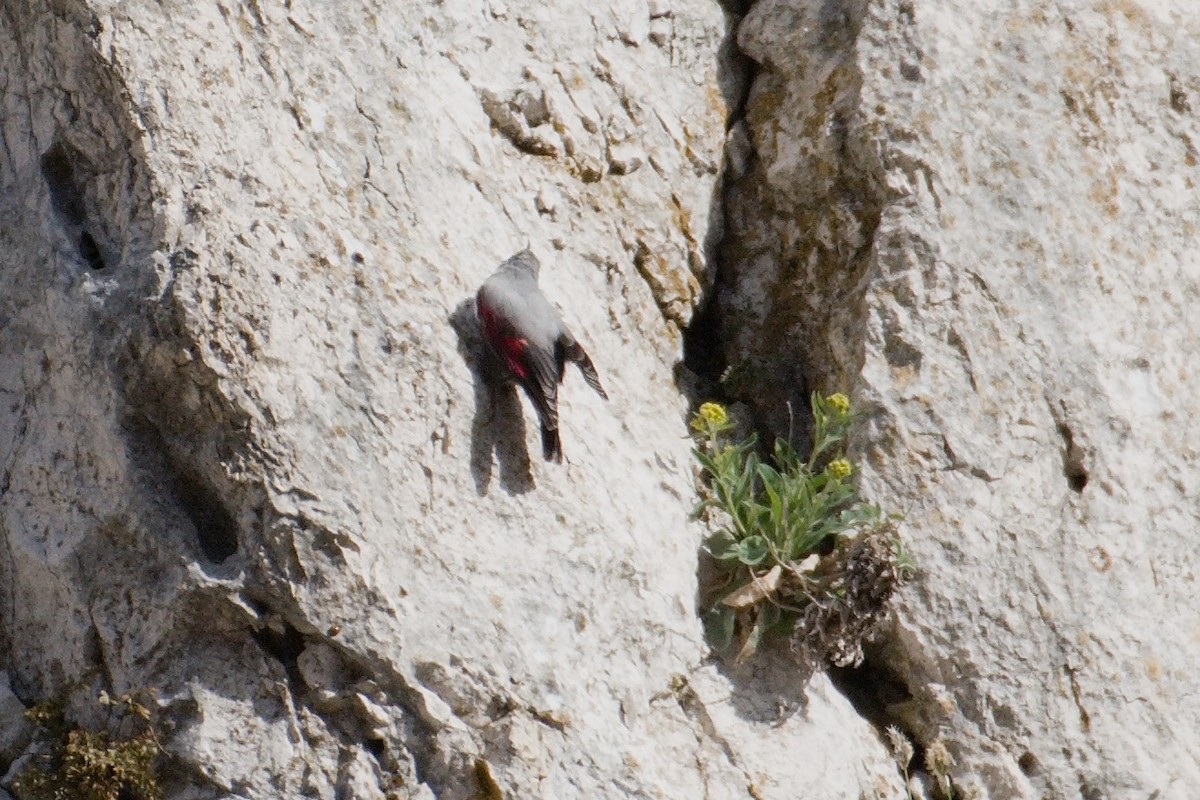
[
  {"x1": 496, "y1": 336, "x2": 528, "y2": 379},
  {"x1": 478, "y1": 302, "x2": 528, "y2": 380}
]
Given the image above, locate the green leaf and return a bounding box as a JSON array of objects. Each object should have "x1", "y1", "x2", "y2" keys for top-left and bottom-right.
[
  {"x1": 736, "y1": 536, "x2": 769, "y2": 566},
  {"x1": 758, "y1": 463, "x2": 782, "y2": 507},
  {"x1": 704, "y1": 605, "x2": 736, "y2": 651},
  {"x1": 704, "y1": 530, "x2": 740, "y2": 562},
  {"x1": 733, "y1": 453, "x2": 757, "y2": 499},
  {"x1": 762, "y1": 480, "x2": 784, "y2": 540}
]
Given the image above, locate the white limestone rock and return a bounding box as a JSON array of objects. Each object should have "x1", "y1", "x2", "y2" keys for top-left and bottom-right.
[
  {"x1": 723, "y1": 0, "x2": 1200, "y2": 797},
  {"x1": 11, "y1": 0, "x2": 1195, "y2": 796},
  {"x1": 0, "y1": 1, "x2": 904, "y2": 799}
]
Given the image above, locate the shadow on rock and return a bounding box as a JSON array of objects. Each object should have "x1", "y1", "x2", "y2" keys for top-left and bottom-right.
[
  {"x1": 697, "y1": 550, "x2": 816, "y2": 721},
  {"x1": 448, "y1": 299, "x2": 534, "y2": 495},
  {"x1": 715, "y1": 645, "x2": 815, "y2": 723}
]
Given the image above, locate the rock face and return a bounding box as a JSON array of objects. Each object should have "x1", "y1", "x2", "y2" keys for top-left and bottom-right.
[
  {"x1": 0, "y1": 1, "x2": 900, "y2": 799},
  {"x1": 2, "y1": 1, "x2": 1198, "y2": 799},
  {"x1": 721, "y1": 0, "x2": 1200, "y2": 797}
]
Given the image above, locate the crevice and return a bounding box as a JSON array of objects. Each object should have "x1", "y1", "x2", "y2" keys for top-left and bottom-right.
[
  {"x1": 679, "y1": 280, "x2": 725, "y2": 398},
  {"x1": 829, "y1": 657, "x2": 914, "y2": 730},
  {"x1": 1057, "y1": 421, "x2": 1088, "y2": 493},
  {"x1": 685, "y1": 0, "x2": 901, "y2": 718},
  {"x1": 673, "y1": 680, "x2": 757, "y2": 792},
  {"x1": 1064, "y1": 664, "x2": 1090, "y2": 732},
  {"x1": 1048, "y1": 400, "x2": 1089, "y2": 493},
  {"x1": 685, "y1": 0, "x2": 887, "y2": 451},
  {"x1": 122, "y1": 415, "x2": 241, "y2": 564},
  {"x1": 41, "y1": 141, "x2": 88, "y2": 226},
  {"x1": 251, "y1": 618, "x2": 306, "y2": 692},
  {"x1": 714, "y1": 1, "x2": 757, "y2": 127},
  {"x1": 172, "y1": 466, "x2": 241, "y2": 563},
  {"x1": 679, "y1": 0, "x2": 759, "y2": 406},
  {"x1": 78, "y1": 230, "x2": 106, "y2": 271},
  {"x1": 831, "y1": 657, "x2": 936, "y2": 792},
  {"x1": 40, "y1": 140, "x2": 114, "y2": 272}
]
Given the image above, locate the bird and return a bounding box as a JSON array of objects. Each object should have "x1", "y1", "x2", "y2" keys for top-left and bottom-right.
[{"x1": 476, "y1": 249, "x2": 608, "y2": 462}]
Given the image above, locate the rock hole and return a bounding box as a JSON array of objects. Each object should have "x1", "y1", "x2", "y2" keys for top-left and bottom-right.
[
  {"x1": 79, "y1": 230, "x2": 107, "y2": 271},
  {"x1": 364, "y1": 737, "x2": 386, "y2": 761},
  {"x1": 173, "y1": 468, "x2": 241, "y2": 562},
  {"x1": 41, "y1": 141, "x2": 114, "y2": 270},
  {"x1": 716, "y1": 0, "x2": 754, "y2": 14},
  {"x1": 1056, "y1": 422, "x2": 1088, "y2": 493},
  {"x1": 123, "y1": 416, "x2": 241, "y2": 563},
  {"x1": 252, "y1": 619, "x2": 305, "y2": 689},
  {"x1": 41, "y1": 141, "x2": 87, "y2": 226},
  {"x1": 1017, "y1": 751, "x2": 1040, "y2": 775}
]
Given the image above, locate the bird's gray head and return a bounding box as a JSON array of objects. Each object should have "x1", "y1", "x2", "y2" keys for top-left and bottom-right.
[{"x1": 501, "y1": 248, "x2": 541, "y2": 280}]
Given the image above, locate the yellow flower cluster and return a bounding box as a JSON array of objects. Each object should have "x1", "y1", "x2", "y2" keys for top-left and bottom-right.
[
  {"x1": 826, "y1": 458, "x2": 853, "y2": 479},
  {"x1": 691, "y1": 402, "x2": 728, "y2": 431},
  {"x1": 826, "y1": 393, "x2": 850, "y2": 416}
]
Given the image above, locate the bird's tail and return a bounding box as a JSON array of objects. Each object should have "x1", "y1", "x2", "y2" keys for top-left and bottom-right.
[
  {"x1": 517, "y1": 378, "x2": 563, "y2": 463},
  {"x1": 561, "y1": 339, "x2": 608, "y2": 399},
  {"x1": 540, "y1": 422, "x2": 563, "y2": 463}
]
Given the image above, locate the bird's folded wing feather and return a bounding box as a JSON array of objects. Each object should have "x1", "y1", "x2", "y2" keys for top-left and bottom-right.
[{"x1": 520, "y1": 343, "x2": 560, "y2": 429}]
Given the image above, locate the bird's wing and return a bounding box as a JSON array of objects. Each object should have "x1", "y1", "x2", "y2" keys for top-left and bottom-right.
[
  {"x1": 519, "y1": 340, "x2": 560, "y2": 430},
  {"x1": 558, "y1": 332, "x2": 608, "y2": 399}
]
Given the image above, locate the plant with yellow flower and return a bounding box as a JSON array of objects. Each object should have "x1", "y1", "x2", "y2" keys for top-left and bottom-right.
[{"x1": 688, "y1": 392, "x2": 909, "y2": 665}]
